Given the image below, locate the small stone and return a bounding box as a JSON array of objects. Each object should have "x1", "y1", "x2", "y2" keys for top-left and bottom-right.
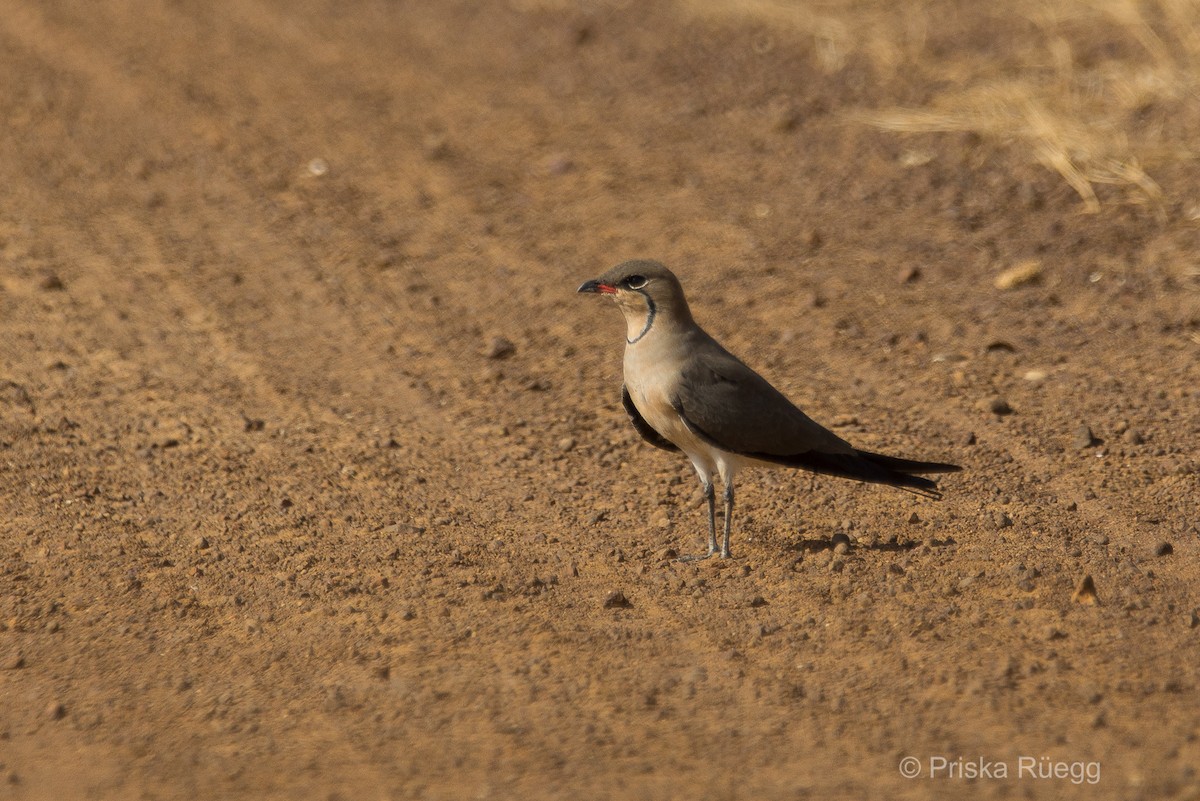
[
  {"x1": 39, "y1": 273, "x2": 66, "y2": 291},
  {"x1": 1091, "y1": 533, "x2": 1109, "y2": 546},
  {"x1": 46, "y1": 702, "x2": 66, "y2": 720},
  {"x1": 907, "y1": 512, "x2": 921, "y2": 524},
  {"x1": 749, "y1": 595, "x2": 767, "y2": 608},
  {"x1": 483, "y1": 336, "x2": 516, "y2": 360},
  {"x1": 830, "y1": 532, "x2": 851, "y2": 552},
  {"x1": 603, "y1": 590, "x2": 632, "y2": 609},
  {"x1": 557, "y1": 437, "x2": 576, "y2": 453},
  {"x1": 1073, "y1": 425, "x2": 1099, "y2": 450},
  {"x1": 977, "y1": 397, "x2": 1013, "y2": 416},
  {"x1": 194, "y1": 536, "x2": 210, "y2": 550},
  {"x1": 1188, "y1": 610, "x2": 1199, "y2": 629},
  {"x1": 658, "y1": 547, "x2": 678, "y2": 561},
  {"x1": 897, "y1": 265, "x2": 921, "y2": 284},
  {"x1": 1123, "y1": 429, "x2": 1144, "y2": 445},
  {"x1": 2, "y1": 653, "x2": 24, "y2": 670},
  {"x1": 1154, "y1": 542, "x2": 1174, "y2": 557},
  {"x1": 993, "y1": 259, "x2": 1042, "y2": 290},
  {"x1": 1071, "y1": 575, "x2": 1100, "y2": 605},
  {"x1": 991, "y1": 511, "x2": 1014, "y2": 529},
  {"x1": 1044, "y1": 626, "x2": 1067, "y2": 641},
  {"x1": 832, "y1": 541, "x2": 849, "y2": 555}
]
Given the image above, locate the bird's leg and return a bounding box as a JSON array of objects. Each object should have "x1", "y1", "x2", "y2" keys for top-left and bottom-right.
[
  {"x1": 720, "y1": 482, "x2": 734, "y2": 558},
  {"x1": 677, "y1": 479, "x2": 717, "y2": 562}
]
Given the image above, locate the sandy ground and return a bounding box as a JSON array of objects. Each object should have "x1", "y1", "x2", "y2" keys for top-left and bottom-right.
[{"x1": 1, "y1": 1, "x2": 1199, "y2": 799}]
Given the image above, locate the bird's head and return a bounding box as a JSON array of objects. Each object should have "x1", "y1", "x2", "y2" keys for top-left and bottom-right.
[{"x1": 577, "y1": 260, "x2": 692, "y2": 343}]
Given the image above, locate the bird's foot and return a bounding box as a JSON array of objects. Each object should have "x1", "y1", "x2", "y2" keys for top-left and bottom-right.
[{"x1": 676, "y1": 548, "x2": 732, "y2": 562}]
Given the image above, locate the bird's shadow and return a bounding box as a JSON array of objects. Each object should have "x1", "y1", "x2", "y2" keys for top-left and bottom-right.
[{"x1": 788, "y1": 536, "x2": 957, "y2": 553}]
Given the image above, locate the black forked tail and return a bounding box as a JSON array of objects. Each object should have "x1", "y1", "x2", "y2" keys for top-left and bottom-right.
[{"x1": 749, "y1": 448, "x2": 961, "y2": 499}]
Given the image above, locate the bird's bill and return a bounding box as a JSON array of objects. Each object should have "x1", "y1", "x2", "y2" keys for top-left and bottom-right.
[{"x1": 577, "y1": 279, "x2": 617, "y2": 295}]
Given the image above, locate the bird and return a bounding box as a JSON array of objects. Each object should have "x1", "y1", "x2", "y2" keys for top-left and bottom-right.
[{"x1": 577, "y1": 259, "x2": 960, "y2": 560}]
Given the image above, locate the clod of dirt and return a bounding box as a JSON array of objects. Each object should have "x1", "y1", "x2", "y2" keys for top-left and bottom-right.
[
  {"x1": 483, "y1": 336, "x2": 516, "y2": 360},
  {"x1": 1072, "y1": 574, "x2": 1100, "y2": 605},
  {"x1": 603, "y1": 590, "x2": 631, "y2": 609},
  {"x1": 993, "y1": 259, "x2": 1042, "y2": 290},
  {"x1": 1073, "y1": 424, "x2": 1100, "y2": 450}
]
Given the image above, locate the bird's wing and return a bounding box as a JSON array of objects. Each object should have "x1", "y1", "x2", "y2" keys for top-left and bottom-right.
[
  {"x1": 671, "y1": 337, "x2": 854, "y2": 459},
  {"x1": 622, "y1": 384, "x2": 680, "y2": 452}
]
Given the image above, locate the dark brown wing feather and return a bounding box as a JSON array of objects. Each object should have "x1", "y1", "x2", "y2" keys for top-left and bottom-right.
[{"x1": 671, "y1": 333, "x2": 959, "y2": 494}]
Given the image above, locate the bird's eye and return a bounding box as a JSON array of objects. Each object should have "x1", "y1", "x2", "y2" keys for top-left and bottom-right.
[{"x1": 624, "y1": 275, "x2": 648, "y2": 290}]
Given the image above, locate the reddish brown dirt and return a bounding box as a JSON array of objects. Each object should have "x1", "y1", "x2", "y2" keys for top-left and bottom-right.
[{"x1": 1, "y1": 2, "x2": 1198, "y2": 799}]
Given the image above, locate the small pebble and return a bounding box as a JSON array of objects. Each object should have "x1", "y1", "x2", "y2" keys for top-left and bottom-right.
[
  {"x1": 557, "y1": 437, "x2": 576, "y2": 453},
  {"x1": 46, "y1": 702, "x2": 66, "y2": 720},
  {"x1": 993, "y1": 259, "x2": 1042, "y2": 290},
  {"x1": 484, "y1": 336, "x2": 516, "y2": 360},
  {"x1": 1073, "y1": 425, "x2": 1099, "y2": 450},
  {"x1": 1154, "y1": 542, "x2": 1174, "y2": 557},
  {"x1": 1071, "y1": 575, "x2": 1100, "y2": 605},
  {"x1": 39, "y1": 273, "x2": 66, "y2": 291},
  {"x1": 978, "y1": 397, "x2": 1013, "y2": 416},
  {"x1": 603, "y1": 590, "x2": 632, "y2": 609},
  {"x1": 1123, "y1": 429, "x2": 1144, "y2": 445}
]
